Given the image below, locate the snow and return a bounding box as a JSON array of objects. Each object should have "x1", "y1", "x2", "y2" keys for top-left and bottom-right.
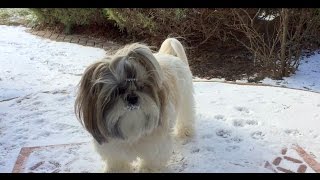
[
  {"x1": 195, "y1": 53, "x2": 320, "y2": 93},
  {"x1": 0, "y1": 25, "x2": 105, "y2": 172},
  {"x1": 1, "y1": 25, "x2": 320, "y2": 173},
  {"x1": 261, "y1": 55, "x2": 320, "y2": 92}
]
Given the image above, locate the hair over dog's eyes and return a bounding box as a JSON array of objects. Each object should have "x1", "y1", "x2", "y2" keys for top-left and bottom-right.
[
  {"x1": 118, "y1": 87, "x2": 126, "y2": 94},
  {"x1": 137, "y1": 84, "x2": 144, "y2": 91}
]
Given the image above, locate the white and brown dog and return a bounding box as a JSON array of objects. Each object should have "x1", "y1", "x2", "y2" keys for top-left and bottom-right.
[{"x1": 75, "y1": 38, "x2": 195, "y2": 172}]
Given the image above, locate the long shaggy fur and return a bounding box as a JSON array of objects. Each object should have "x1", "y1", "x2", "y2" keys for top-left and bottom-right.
[{"x1": 75, "y1": 38, "x2": 195, "y2": 172}]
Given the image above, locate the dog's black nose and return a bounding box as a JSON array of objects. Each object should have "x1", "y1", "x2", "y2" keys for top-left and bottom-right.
[{"x1": 126, "y1": 93, "x2": 138, "y2": 105}]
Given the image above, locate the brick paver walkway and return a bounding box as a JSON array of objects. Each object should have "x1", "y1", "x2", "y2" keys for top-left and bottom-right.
[
  {"x1": 25, "y1": 29, "x2": 120, "y2": 51},
  {"x1": 12, "y1": 142, "x2": 320, "y2": 173},
  {"x1": 264, "y1": 145, "x2": 320, "y2": 173}
]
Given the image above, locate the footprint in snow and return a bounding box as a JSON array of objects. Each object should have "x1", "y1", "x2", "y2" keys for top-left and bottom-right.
[
  {"x1": 232, "y1": 119, "x2": 258, "y2": 127},
  {"x1": 251, "y1": 131, "x2": 265, "y2": 140},
  {"x1": 232, "y1": 119, "x2": 245, "y2": 127},
  {"x1": 201, "y1": 134, "x2": 213, "y2": 139},
  {"x1": 245, "y1": 120, "x2": 258, "y2": 125},
  {"x1": 204, "y1": 146, "x2": 215, "y2": 152},
  {"x1": 14, "y1": 128, "x2": 27, "y2": 134},
  {"x1": 32, "y1": 101, "x2": 42, "y2": 105},
  {"x1": 190, "y1": 147, "x2": 200, "y2": 153},
  {"x1": 35, "y1": 118, "x2": 45, "y2": 124},
  {"x1": 216, "y1": 129, "x2": 232, "y2": 138},
  {"x1": 284, "y1": 129, "x2": 301, "y2": 136},
  {"x1": 229, "y1": 136, "x2": 243, "y2": 143},
  {"x1": 214, "y1": 115, "x2": 225, "y2": 121},
  {"x1": 225, "y1": 145, "x2": 240, "y2": 152},
  {"x1": 234, "y1": 106, "x2": 250, "y2": 113}
]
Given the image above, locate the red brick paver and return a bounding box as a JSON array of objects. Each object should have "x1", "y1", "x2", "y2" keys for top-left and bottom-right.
[
  {"x1": 273, "y1": 157, "x2": 282, "y2": 166},
  {"x1": 86, "y1": 40, "x2": 95, "y2": 46},
  {"x1": 78, "y1": 40, "x2": 87, "y2": 46},
  {"x1": 50, "y1": 33, "x2": 59, "y2": 40},
  {"x1": 13, "y1": 142, "x2": 319, "y2": 173},
  {"x1": 265, "y1": 145, "x2": 320, "y2": 173},
  {"x1": 276, "y1": 167, "x2": 295, "y2": 173},
  {"x1": 37, "y1": 31, "x2": 46, "y2": 36},
  {"x1": 43, "y1": 32, "x2": 52, "y2": 38},
  {"x1": 25, "y1": 29, "x2": 120, "y2": 52},
  {"x1": 63, "y1": 36, "x2": 72, "y2": 43},
  {"x1": 12, "y1": 142, "x2": 88, "y2": 173},
  {"x1": 284, "y1": 156, "x2": 303, "y2": 163},
  {"x1": 293, "y1": 144, "x2": 320, "y2": 173},
  {"x1": 70, "y1": 37, "x2": 80, "y2": 43}
]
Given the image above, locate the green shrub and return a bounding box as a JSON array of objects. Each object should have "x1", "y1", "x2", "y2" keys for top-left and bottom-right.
[
  {"x1": 0, "y1": 8, "x2": 38, "y2": 26},
  {"x1": 29, "y1": 8, "x2": 320, "y2": 79},
  {"x1": 103, "y1": 8, "x2": 189, "y2": 38},
  {"x1": 103, "y1": 9, "x2": 241, "y2": 47},
  {"x1": 30, "y1": 8, "x2": 106, "y2": 33},
  {"x1": 104, "y1": 9, "x2": 162, "y2": 35}
]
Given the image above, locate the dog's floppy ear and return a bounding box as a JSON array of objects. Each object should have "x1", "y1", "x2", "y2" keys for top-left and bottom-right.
[
  {"x1": 127, "y1": 45, "x2": 164, "y2": 89},
  {"x1": 75, "y1": 60, "x2": 109, "y2": 144}
]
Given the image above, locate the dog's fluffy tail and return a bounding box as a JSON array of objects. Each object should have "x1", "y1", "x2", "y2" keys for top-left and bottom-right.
[{"x1": 158, "y1": 38, "x2": 189, "y2": 65}]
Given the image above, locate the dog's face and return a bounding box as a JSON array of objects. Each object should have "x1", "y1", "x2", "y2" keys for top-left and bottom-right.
[{"x1": 75, "y1": 44, "x2": 168, "y2": 144}]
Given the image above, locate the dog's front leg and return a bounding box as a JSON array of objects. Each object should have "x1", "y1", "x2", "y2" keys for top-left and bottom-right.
[
  {"x1": 136, "y1": 134, "x2": 173, "y2": 173},
  {"x1": 103, "y1": 159, "x2": 132, "y2": 173},
  {"x1": 94, "y1": 142, "x2": 134, "y2": 173}
]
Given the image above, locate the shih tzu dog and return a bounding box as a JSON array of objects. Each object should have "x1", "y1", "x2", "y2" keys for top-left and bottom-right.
[{"x1": 75, "y1": 38, "x2": 195, "y2": 173}]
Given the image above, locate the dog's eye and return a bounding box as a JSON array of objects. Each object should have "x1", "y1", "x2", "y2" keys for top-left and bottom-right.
[
  {"x1": 118, "y1": 87, "x2": 126, "y2": 94},
  {"x1": 137, "y1": 85, "x2": 144, "y2": 91}
]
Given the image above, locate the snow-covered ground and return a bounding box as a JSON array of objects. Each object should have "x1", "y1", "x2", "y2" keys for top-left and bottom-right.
[
  {"x1": 0, "y1": 25, "x2": 320, "y2": 173},
  {"x1": 261, "y1": 56, "x2": 320, "y2": 92},
  {"x1": 195, "y1": 53, "x2": 320, "y2": 93}
]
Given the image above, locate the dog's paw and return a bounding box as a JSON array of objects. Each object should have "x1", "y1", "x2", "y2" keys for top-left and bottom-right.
[
  {"x1": 104, "y1": 165, "x2": 132, "y2": 173},
  {"x1": 104, "y1": 168, "x2": 132, "y2": 173},
  {"x1": 138, "y1": 166, "x2": 164, "y2": 173},
  {"x1": 138, "y1": 161, "x2": 167, "y2": 173},
  {"x1": 174, "y1": 126, "x2": 195, "y2": 139}
]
